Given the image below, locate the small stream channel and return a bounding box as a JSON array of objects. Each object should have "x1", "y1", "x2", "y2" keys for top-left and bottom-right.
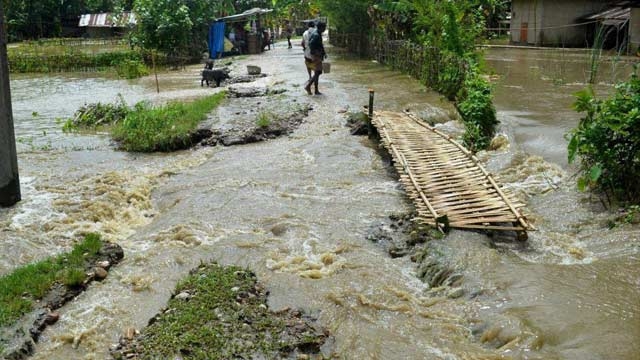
[{"x1": 1, "y1": 44, "x2": 638, "y2": 359}]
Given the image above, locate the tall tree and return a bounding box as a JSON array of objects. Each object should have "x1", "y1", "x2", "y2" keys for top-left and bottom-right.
[
  {"x1": 132, "y1": 0, "x2": 192, "y2": 56},
  {"x1": 131, "y1": 0, "x2": 239, "y2": 58}
]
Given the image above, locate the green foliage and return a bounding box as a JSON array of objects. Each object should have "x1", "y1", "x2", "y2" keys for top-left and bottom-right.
[
  {"x1": 622, "y1": 205, "x2": 640, "y2": 224},
  {"x1": 567, "y1": 68, "x2": 640, "y2": 204},
  {"x1": 131, "y1": 0, "x2": 193, "y2": 55},
  {"x1": 436, "y1": 55, "x2": 466, "y2": 101},
  {"x1": 111, "y1": 92, "x2": 226, "y2": 152},
  {"x1": 0, "y1": 233, "x2": 102, "y2": 328},
  {"x1": 8, "y1": 48, "x2": 144, "y2": 73},
  {"x1": 256, "y1": 111, "x2": 273, "y2": 128},
  {"x1": 456, "y1": 69, "x2": 498, "y2": 152},
  {"x1": 130, "y1": 0, "x2": 238, "y2": 58},
  {"x1": 63, "y1": 95, "x2": 130, "y2": 132},
  {"x1": 114, "y1": 58, "x2": 149, "y2": 79},
  {"x1": 370, "y1": 0, "x2": 487, "y2": 54},
  {"x1": 324, "y1": 0, "x2": 499, "y2": 153},
  {"x1": 316, "y1": 0, "x2": 372, "y2": 34}
]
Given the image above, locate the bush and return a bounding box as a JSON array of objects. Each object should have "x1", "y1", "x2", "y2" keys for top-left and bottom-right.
[
  {"x1": 456, "y1": 70, "x2": 498, "y2": 152},
  {"x1": 567, "y1": 67, "x2": 640, "y2": 204},
  {"x1": 436, "y1": 55, "x2": 467, "y2": 101}
]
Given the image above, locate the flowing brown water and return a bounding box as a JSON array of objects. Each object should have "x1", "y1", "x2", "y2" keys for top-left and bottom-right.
[{"x1": 1, "y1": 45, "x2": 638, "y2": 359}]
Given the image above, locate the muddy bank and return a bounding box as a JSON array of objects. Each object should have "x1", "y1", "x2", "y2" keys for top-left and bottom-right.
[
  {"x1": 366, "y1": 212, "x2": 464, "y2": 294},
  {"x1": 110, "y1": 262, "x2": 330, "y2": 360},
  {"x1": 1, "y1": 242, "x2": 124, "y2": 360},
  {"x1": 197, "y1": 85, "x2": 312, "y2": 147}
]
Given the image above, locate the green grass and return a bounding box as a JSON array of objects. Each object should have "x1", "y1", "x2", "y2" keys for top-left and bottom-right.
[
  {"x1": 0, "y1": 233, "x2": 103, "y2": 327},
  {"x1": 256, "y1": 111, "x2": 274, "y2": 128},
  {"x1": 127, "y1": 263, "x2": 324, "y2": 359},
  {"x1": 111, "y1": 92, "x2": 226, "y2": 152}
]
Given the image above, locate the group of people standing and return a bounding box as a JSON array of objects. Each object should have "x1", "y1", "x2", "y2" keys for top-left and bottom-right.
[{"x1": 300, "y1": 21, "x2": 327, "y2": 95}]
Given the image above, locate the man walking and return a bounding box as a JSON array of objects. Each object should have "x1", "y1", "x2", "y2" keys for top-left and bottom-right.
[
  {"x1": 284, "y1": 21, "x2": 293, "y2": 49},
  {"x1": 301, "y1": 21, "x2": 315, "y2": 80},
  {"x1": 304, "y1": 22, "x2": 327, "y2": 95}
]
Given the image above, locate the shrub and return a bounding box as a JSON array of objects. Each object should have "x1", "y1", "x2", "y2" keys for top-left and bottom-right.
[
  {"x1": 456, "y1": 69, "x2": 498, "y2": 152},
  {"x1": 436, "y1": 55, "x2": 467, "y2": 101},
  {"x1": 567, "y1": 67, "x2": 640, "y2": 204}
]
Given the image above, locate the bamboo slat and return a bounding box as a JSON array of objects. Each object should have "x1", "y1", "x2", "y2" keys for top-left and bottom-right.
[{"x1": 372, "y1": 110, "x2": 533, "y2": 235}]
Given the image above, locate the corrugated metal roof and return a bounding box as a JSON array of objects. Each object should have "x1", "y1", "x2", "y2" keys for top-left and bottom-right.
[
  {"x1": 79, "y1": 12, "x2": 137, "y2": 27},
  {"x1": 585, "y1": 6, "x2": 630, "y2": 21},
  {"x1": 216, "y1": 8, "x2": 273, "y2": 22}
]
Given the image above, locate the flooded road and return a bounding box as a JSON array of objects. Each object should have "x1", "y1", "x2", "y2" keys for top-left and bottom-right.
[{"x1": 1, "y1": 44, "x2": 638, "y2": 359}]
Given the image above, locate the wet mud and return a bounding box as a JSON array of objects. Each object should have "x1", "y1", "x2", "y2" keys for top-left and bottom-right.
[{"x1": 198, "y1": 87, "x2": 312, "y2": 147}]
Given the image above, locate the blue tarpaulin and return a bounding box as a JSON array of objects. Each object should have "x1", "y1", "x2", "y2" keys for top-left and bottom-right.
[{"x1": 208, "y1": 21, "x2": 226, "y2": 59}]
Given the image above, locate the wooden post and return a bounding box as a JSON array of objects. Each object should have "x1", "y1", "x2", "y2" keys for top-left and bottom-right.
[
  {"x1": 367, "y1": 89, "x2": 375, "y2": 138},
  {"x1": 0, "y1": 3, "x2": 21, "y2": 206},
  {"x1": 152, "y1": 50, "x2": 159, "y2": 93}
]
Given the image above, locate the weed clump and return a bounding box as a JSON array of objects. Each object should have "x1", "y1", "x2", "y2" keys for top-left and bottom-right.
[{"x1": 62, "y1": 95, "x2": 130, "y2": 132}]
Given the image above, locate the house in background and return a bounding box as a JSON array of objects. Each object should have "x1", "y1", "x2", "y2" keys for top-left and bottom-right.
[
  {"x1": 510, "y1": 0, "x2": 608, "y2": 47},
  {"x1": 511, "y1": 0, "x2": 640, "y2": 53},
  {"x1": 78, "y1": 12, "x2": 137, "y2": 38}
]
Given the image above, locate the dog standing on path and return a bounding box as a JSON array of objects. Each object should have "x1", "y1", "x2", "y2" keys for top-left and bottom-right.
[{"x1": 201, "y1": 62, "x2": 231, "y2": 87}]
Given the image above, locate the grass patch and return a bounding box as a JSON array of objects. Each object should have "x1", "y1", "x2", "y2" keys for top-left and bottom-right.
[
  {"x1": 116, "y1": 262, "x2": 326, "y2": 359},
  {"x1": 0, "y1": 233, "x2": 102, "y2": 327},
  {"x1": 111, "y1": 92, "x2": 226, "y2": 152},
  {"x1": 256, "y1": 111, "x2": 274, "y2": 128}
]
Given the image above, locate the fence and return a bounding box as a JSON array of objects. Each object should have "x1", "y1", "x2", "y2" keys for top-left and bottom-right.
[
  {"x1": 14, "y1": 37, "x2": 127, "y2": 47},
  {"x1": 330, "y1": 32, "x2": 468, "y2": 99}
]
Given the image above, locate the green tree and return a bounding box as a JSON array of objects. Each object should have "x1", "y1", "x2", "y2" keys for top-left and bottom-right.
[
  {"x1": 316, "y1": 0, "x2": 372, "y2": 34},
  {"x1": 131, "y1": 0, "x2": 242, "y2": 58},
  {"x1": 132, "y1": 0, "x2": 192, "y2": 56}
]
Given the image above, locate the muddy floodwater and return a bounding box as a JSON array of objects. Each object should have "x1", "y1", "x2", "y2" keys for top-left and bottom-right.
[{"x1": 1, "y1": 44, "x2": 639, "y2": 359}]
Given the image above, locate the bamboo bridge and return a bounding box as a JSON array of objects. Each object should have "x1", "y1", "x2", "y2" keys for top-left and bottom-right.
[{"x1": 370, "y1": 110, "x2": 533, "y2": 240}]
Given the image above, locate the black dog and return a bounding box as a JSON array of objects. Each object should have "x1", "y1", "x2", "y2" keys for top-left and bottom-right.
[{"x1": 201, "y1": 67, "x2": 230, "y2": 87}]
